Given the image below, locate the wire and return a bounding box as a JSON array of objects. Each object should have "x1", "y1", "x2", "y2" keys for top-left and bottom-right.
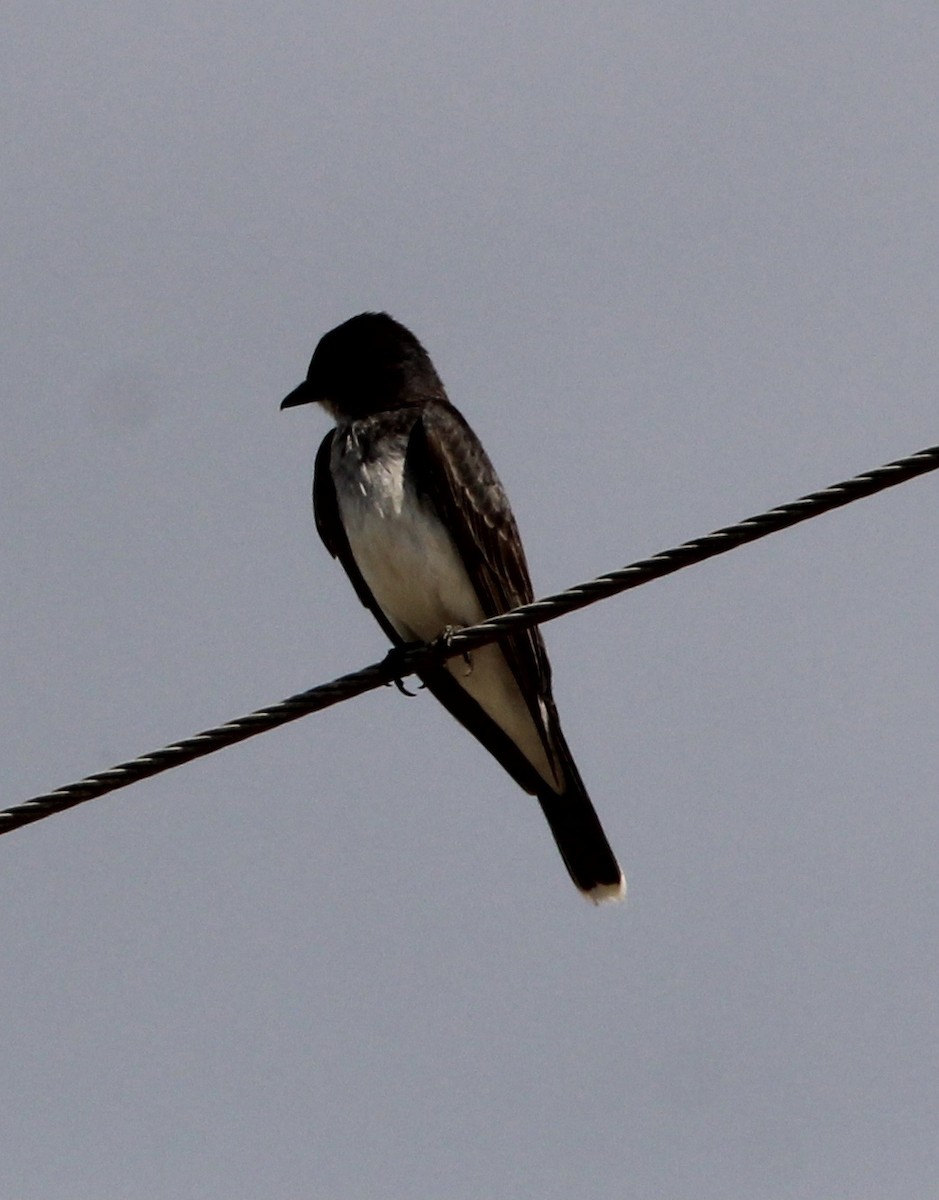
[{"x1": 2, "y1": 441, "x2": 937, "y2": 839}]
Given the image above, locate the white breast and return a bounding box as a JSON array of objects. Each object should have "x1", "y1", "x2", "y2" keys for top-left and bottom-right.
[
  {"x1": 333, "y1": 439, "x2": 559, "y2": 789},
  {"x1": 335, "y1": 444, "x2": 484, "y2": 642}
]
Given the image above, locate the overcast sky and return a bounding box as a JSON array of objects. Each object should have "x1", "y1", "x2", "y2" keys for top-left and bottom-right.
[{"x1": 3, "y1": 4, "x2": 938, "y2": 1198}]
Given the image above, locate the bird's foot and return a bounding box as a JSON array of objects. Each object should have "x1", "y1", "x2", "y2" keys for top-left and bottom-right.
[
  {"x1": 435, "y1": 625, "x2": 473, "y2": 676},
  {"x1": 381, "y1": 644, "x2": 422, "y2": 696}
]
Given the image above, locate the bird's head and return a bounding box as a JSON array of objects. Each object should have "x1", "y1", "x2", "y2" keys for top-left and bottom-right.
[{"x1": 280, "y1": 311, "x2": 444, "y2": 421}]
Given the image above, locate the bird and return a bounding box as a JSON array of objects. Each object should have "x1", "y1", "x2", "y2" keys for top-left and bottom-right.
[{"x1": 281, "y1": 312, "x2": 624, "y2": 902}]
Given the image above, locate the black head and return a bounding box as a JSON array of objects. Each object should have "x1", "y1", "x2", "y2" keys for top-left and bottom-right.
[{"x1": 280, "y1": 312, "x2": 446, "y2": 420}]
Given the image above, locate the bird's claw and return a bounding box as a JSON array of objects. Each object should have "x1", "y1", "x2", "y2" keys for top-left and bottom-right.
[
  {"x1": 381, "y1": 644, "x2": 421, "y2": 696},
  {"x1": 434, "y1": 625, "x2": 473, "y2": 676}
]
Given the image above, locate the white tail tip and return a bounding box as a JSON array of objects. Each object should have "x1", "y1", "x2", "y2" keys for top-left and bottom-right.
[{"x1": 584, "y1": 874, "x2": 627, "y2": 905}]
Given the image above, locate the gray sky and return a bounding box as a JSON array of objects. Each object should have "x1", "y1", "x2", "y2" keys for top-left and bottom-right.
[{"x1": 3, "y1": 4, "x2": 938, "y2": 1197}]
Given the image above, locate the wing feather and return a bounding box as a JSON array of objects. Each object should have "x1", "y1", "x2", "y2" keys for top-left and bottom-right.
[{"x1": 405, "y1": 402, "x2": 558, "y2": 751}]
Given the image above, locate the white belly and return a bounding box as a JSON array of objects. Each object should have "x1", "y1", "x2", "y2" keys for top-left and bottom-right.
[
  {"x1": 335, "y1": 446, "x2": 558, "y2": 788},
  {"x1": 337, "y1": 448, "x2": 483, "y2": 642}
]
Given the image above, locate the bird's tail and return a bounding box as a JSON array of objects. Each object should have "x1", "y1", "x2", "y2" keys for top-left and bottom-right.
[
  {"x1": 536, "y1": 776, "x2": 625, "y2": 904},
  {"x1": 418, "y1": 664, "x2": 625, "y2": 901}
]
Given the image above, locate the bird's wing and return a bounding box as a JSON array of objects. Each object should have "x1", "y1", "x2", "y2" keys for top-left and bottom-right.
[{"x1": 404, "y1": 400, "x2": 557, "y2": 733}]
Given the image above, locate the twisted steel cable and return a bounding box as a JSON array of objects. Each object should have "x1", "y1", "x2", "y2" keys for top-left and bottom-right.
[{"x1": 2, "y1": 441, "x2": 937, "y2": 838}]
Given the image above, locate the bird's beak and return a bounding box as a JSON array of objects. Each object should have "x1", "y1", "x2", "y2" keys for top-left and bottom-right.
[{"x1": 280, "y1": 382, "x2": 316, "y2": 410}]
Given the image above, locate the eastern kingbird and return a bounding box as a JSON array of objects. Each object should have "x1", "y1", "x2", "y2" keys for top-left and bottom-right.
[{"x1": 281, "y1": 312, "x2": 624, "y2": 902}]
